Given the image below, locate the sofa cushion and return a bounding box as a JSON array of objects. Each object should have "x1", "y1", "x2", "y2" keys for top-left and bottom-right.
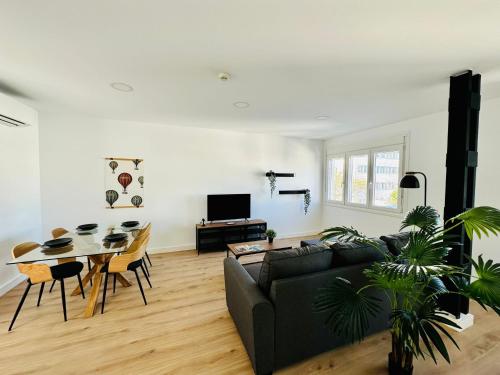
[
  {"x1": 329, "y1": 239, "x2": 388, "y2": 267},
  {"x1": 258, "y1": 245, "x2": 331, "y2": 294},
  {"x1": 380, "y1": 232, "x2": 411, "y2": 255},
  {"x1": 243, "y1": 262, "x2": 262, "y2": 282}
]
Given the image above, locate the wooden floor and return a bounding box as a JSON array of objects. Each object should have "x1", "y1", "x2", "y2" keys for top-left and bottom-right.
[{"x1": 1, "y1": 249, "x2": 499, "y2": 375}]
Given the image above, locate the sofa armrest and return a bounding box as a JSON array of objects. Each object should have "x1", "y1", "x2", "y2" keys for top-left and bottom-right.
[{"x1": 224, "y1": 257, "x2": 274, "y2": 375}]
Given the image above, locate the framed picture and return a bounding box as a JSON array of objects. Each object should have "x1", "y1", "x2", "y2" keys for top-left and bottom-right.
[{"x1": 104, "y1": 157, "x2": 144, "y2": 208}]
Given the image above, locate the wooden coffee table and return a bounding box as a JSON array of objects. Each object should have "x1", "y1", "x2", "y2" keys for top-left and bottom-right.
[{"x1": 227, "y1": 239, "x2": 296, "y2": 260}]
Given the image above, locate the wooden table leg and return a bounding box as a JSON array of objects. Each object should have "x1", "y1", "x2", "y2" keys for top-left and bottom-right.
[
  {"x1": 84, "y1": 265, "x2": 103, "y2": 318},
  {"x1": 71, "y1": 264, "x2": 97, "y2": 296},
  {"x1": 115, "y1": 273, "x2": 131, "y2": 287}
]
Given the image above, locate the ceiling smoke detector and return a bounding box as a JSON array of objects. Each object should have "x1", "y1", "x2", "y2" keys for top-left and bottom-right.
[
  {"x1": 218, "y1": 72, "x2": 231, "y2": 81},
  {"x1": 233, "y1": 101, "x2": 250, "y2": 108},
  {"x1": 110, "y1": 82, "x2": 134, "y2": 92}
]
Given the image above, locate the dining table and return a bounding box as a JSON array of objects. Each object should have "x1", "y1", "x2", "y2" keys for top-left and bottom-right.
[{"x1": 6, "y1": 223, "x2": 144, "y2": 318}]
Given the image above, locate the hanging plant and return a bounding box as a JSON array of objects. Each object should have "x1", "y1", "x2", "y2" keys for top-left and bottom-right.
[
  {"x1": 304, "y1": 189, "x2": 311, "y2": 215},
  {"x1": 267, "y1": 171, "x2": 277, "y2": 197}
]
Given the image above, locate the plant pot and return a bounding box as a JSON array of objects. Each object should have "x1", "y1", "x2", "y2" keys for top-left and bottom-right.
[
  {"x1": 388, "y1": 353, "x2": 413, "y2": 375},
  {"x1": 268, "y1": 237, "x2": 274, "y2": 244}
]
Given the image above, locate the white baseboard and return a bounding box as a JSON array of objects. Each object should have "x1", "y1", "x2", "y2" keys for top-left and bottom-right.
[
  {"x1": 148, "y1": 243, "x2": 196, "y2": 254},
  {"x1": 437, "y1": 311, "x2": 474, "y2": 332},
  {"x1": 0, "y1": 274, "x2": 26, "y2": 297}
]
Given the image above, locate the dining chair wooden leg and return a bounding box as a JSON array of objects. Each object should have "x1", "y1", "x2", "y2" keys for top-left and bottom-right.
[
  {"x1": 101, "y1": 271, "x2": 109, "y2": 314},
  {"x1": 37, "y1": 282, "x2": 45, "y2": 307},
  {"x1": 8, "y1": 281, "x2": 32, "y2": 331},
  {"x1": 145, "y1": 251, "x2": 153, "y2": 267},
  {"x1": 112, "y1": 274, "x2": 117, "y2": 294},
  {"x1": 140, "y1": 264, "x2": 152, "y2": 288},
  {"x1": 60, "y1": 279, "x2": 67, "y2": 322},
  {"x1": 143, "y1": 257, "x2": 150, "y2": 277},
  {"x1": 49, "y1": 279, "x2": 56, "y2": 293},
  {"x1": 133, "y1": 269, "x2": 147, "y2": 306},
  {"x1": 87, "y1": 258, "x2": 93, "y2": 286},
  {"x1": 77, "y1": 274, "x2": 85, "y2": 299}
]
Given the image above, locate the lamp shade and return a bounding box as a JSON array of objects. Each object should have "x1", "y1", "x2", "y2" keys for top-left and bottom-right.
[{"x1": 400, "y1": 174, "x2": 420, "y2": 189}]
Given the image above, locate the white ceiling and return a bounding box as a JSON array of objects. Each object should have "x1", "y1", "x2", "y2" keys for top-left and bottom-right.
[{"x1": 1, "y1": 1, "x2": 500, "y2": 139}]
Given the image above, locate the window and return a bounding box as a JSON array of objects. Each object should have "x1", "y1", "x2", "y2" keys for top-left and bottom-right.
[
  {"x1": 347, "y1": 153, "x2": 368, "y2": 205},
  {"x1": 372, "y1": 150, "x2": 401, "y2": 209},
  {"x1": 326, "y1": 143, "x2": 404, "y2": 212},
  {"x1": 327, "y1": 156, "x2": 345, "y2": 202}
]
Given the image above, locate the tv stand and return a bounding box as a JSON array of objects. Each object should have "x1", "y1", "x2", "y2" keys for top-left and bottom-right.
[{"x1": 196, "y1": 219, "x2": 267, "y2": 255}]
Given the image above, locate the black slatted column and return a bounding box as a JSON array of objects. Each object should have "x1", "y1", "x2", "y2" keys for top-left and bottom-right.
[{"x1": 441, "y1": 70, "x2": 481, "y2": 318}]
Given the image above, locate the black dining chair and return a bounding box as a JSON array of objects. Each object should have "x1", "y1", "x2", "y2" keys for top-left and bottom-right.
[{"x1": 8, "y1": 242, "x2": 86, "y2": 331}]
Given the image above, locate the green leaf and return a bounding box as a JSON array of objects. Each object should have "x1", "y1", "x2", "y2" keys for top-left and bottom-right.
[
  {"x1": 320, "y1": 226, "x2": 377, "y2": 247},
  {"x1": 313, "y1": 277, "x2": 382, "y2": 343},
  {"x1": 401, "y1": 206, "x2": 440, "y2": 231},
  {"x1": 457, "y1": 255, "x2": 500, "y2": 315},
  {"x1": 400, "y1": 231, "x2": 450, "y2": 266},
  {"x1": 448, "y1": 206, "x2": 500, "y2": 240}
]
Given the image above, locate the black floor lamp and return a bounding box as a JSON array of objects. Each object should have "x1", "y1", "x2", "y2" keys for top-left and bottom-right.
[{"x1": 399, "y1": 171, "x2": 427, "y2": 206}]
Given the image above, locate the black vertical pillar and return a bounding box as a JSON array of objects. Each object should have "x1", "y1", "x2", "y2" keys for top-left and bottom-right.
[{"x1": 441, "y1": 70, "x2": 481, "y2": 318}]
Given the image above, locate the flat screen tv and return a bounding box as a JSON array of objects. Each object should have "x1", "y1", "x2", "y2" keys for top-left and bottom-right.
[{"x1": 207, "y1": 194, "x2": 251, "y2": 221}]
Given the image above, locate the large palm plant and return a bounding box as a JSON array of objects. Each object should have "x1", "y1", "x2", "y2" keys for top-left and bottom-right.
[{"x1": 314, "y1": 206, "x2": 500, "y2": 375}]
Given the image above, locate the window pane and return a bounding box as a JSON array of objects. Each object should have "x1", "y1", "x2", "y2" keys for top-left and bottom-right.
[
  {"x1": 373, "y1": 150, "x2": 400, "y2": 209},
  {"x1": 328, "y1": 157, "x2": 344, "y2": 201},
  {"x1": 348, "y1": 154, "x2": 368, "y2": 205}
]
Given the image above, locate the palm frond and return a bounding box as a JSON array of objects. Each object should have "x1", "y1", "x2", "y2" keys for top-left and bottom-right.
[
  {"x1": 320, "y1": 226, "x2": 376, "y2": 246},
  {"x1": 364, "y1": 263, "x2": 419, "y2": 296},
  {"x1": 392, "y1": 304, "x2": 461, "y2": 364},
  {"x1": 313, "y1": 277, "x2": 382, "y2": 343},
  {"x1": 447, "y1": 206, "x2": 500, "y2": 240},
  {"x1": 401, "y1": 206, "x2": 440, "y2": 232},
  {"x1": 400, "y1": 231, "x2": 450, "y2": 266},
  {"x1": 380, "y1": 261, "x2": 455, "y2": 281},
  {"x1": 454, "y1": 255, "x2": 500, "y2": 315}
]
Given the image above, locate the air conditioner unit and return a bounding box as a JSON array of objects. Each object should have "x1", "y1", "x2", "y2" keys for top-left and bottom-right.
[{"x1": 0, "y1": 113, "x2": 30, "y2": 127}]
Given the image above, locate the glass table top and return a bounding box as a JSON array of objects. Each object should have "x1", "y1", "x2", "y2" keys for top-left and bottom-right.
[{"x1": 6, "y1": 223, "x2": 144, "y2": 265}]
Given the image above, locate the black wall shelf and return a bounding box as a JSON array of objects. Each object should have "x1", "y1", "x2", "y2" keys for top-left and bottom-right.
[
  {"x1": 279, "y1": 189, "x2": 308, "y2": 195},
  {"x1": 265, "y1": 171, "x2": 295, "y2": 178}
]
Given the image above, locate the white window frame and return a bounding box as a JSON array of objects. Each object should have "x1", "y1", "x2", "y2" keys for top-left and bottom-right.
[
  {"x1": 345, "y1": 150, "x2": 370, "y2": 208},
  {"x1": 325, "y1": 142, "x2": 405, "y2": 214},
  {"x1": 325, "y1": 154, "x2": 345, "y2": 204}
]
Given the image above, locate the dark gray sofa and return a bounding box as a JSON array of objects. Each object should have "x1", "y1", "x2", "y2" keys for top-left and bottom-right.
[{"x1": 223, "y1": 238, "x2": 403, "y2": 375}]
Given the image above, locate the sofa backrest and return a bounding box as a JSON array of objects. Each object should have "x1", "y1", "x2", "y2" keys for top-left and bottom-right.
[
  {"x1": 258, "y1": 244, "x2": 331, "y2": 294},
  {"x1": 330, "y1": 239, "x2": 389, "y2": 267},
  {"x1": 380, "y1": 232, "x2": 411, "y2": 255}
]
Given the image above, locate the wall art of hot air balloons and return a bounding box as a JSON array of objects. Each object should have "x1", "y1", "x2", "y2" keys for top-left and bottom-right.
[
  {"x1": 106, "y1": 190, "x2": 119, "y2": 208},
  {"x1": 118, "y1": 173, "x2": 132, "y2": 194},
  {"x1": 138, "y1": 176, "x2": 144, "y2": 188},
  {"x1": 132, "y1": 159, "x2": 142, "y2": 170},
  {"x1": 109, "y1": 160, "x2": 118, "y2": 174},
  {"x1": 131, "y1": 195, "x2": 143, "y2": 208}
]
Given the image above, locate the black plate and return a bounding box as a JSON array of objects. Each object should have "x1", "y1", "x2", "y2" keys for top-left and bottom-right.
[
  {"x1": 77, "y1": 223, "x2": 98, "y2": 231},
  {"x1": 104, "y1": 233, "x2": 128, "y2": 243},
  {"x1": 121, "y1": 221, "x2": 139, "y2": 228},
  {"x1": 43, "y1": 238, "x2": 73, "y2": 248}
]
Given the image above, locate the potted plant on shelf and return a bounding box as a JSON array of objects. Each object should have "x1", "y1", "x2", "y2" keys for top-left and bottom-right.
[
  {"x1": 266, "y1": 229, "x2": 277, "y2": 244},
  {"x1": 314, "y1": 205, "x2": 500, "y2": 375}
]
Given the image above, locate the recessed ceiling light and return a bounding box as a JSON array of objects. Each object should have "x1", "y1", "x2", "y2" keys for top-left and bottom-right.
[
  {"x1": 233, "y1": 101, "x2": 250, "y2": 108},
  {"x1": 315, "y1": 115, "x2": 329, "y2": 120},
  {"x1": 110, "y1": 82, "x2": 134, "y2": 92}
]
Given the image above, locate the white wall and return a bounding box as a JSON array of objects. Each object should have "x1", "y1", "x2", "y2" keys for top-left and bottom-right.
[
  {"x1": 0, "y1": 93, "x2": 41, "y2": 295},
  {"x1": 323, "y1": 97, "x2": 500, "y2": 263},
  {"x1": 38, "y1": 113, "x2": 323, "y2": 251}
]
